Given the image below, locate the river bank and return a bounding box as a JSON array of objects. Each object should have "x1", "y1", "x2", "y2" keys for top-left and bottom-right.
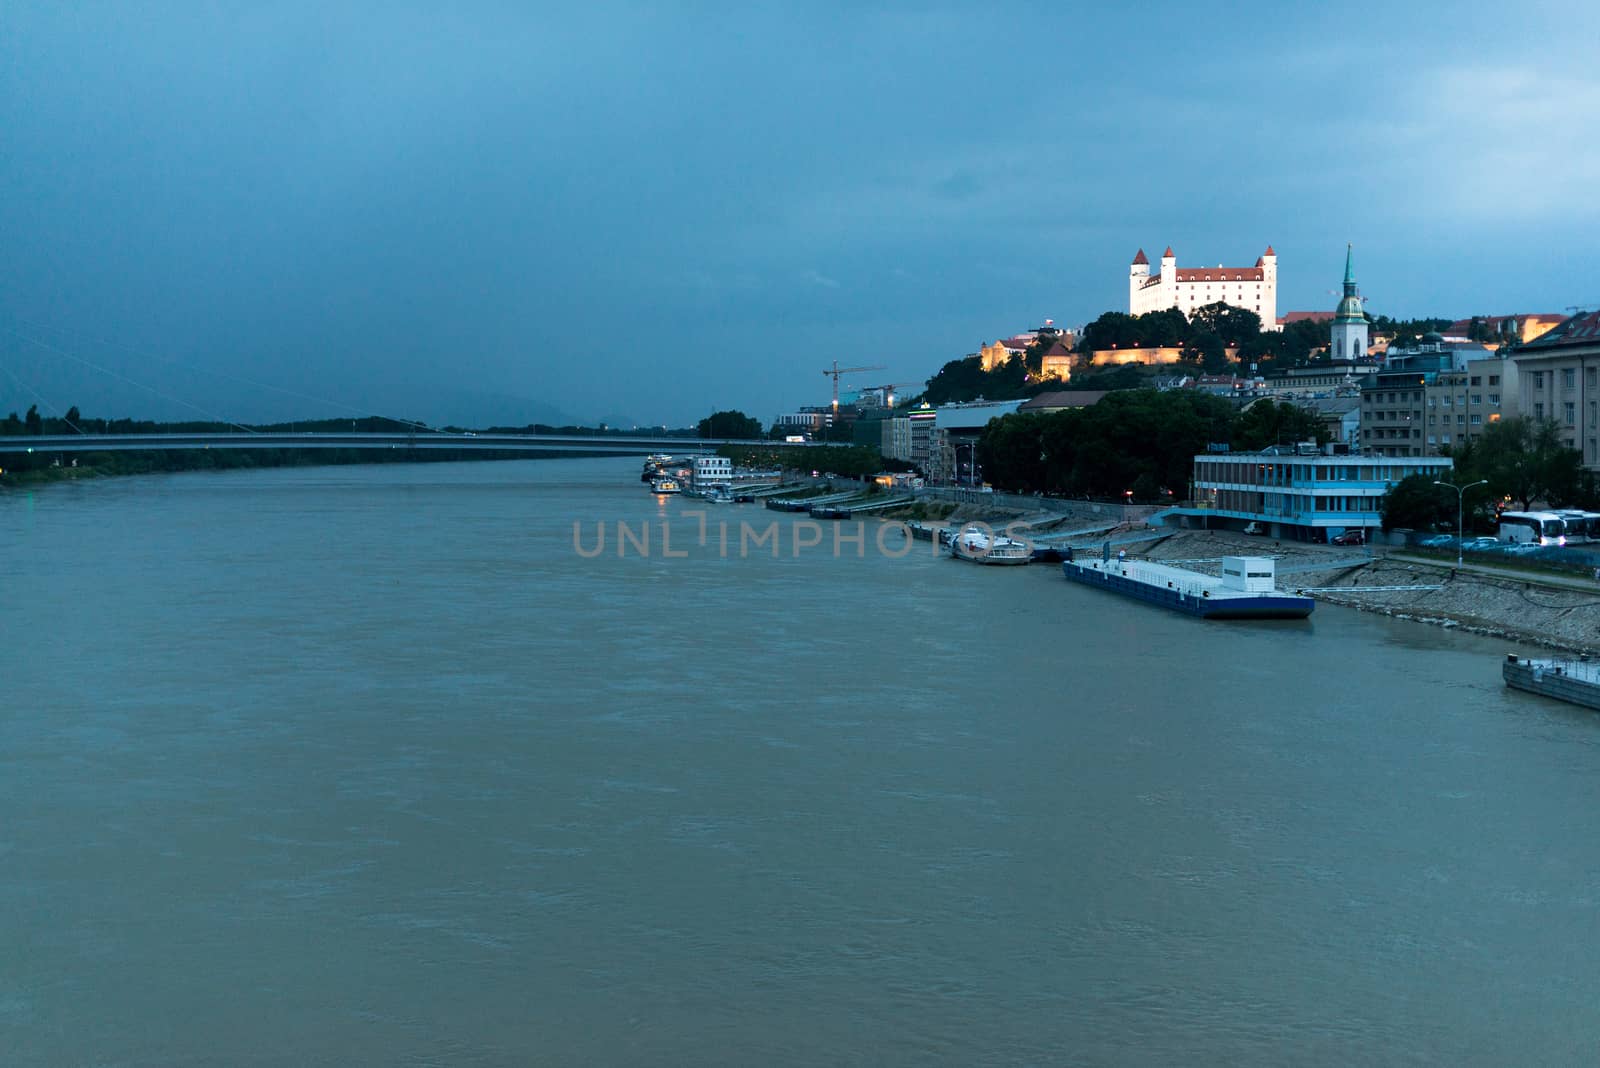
[
  {"x1": 891, "y1": 499, "x2": 1600, "y2": 656},
  {"x1": 1129, "y1": 529, "x2": 1600, "y2": 655}
]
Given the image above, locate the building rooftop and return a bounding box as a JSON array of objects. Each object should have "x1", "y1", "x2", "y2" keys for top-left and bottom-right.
[
  {"x1": 1018, "y1": 390, "x2": 1111, "y2": 411},
  {"x1": 1518, "y1": 310, "x2": 1600, "y2": 351}
]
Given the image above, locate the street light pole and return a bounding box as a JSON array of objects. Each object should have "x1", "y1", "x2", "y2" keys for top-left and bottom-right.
[{"x1": 1434, "y1": 478, "x2": 1488, "y2": 570}]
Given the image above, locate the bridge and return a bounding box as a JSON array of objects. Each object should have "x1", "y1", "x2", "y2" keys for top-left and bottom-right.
[{"x1": 0, "y1": 431, "x2": 791, "y2": 456}]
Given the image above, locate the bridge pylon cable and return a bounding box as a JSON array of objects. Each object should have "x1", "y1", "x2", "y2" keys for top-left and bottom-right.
[
  {"x1": 0, "y1": 356, "x2": 86, "y2": 434},
  {"x1": 1, "y1": 324, "x2": 260, "y2": 434}
]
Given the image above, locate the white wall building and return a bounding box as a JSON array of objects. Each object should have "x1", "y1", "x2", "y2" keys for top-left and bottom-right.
[
  {"x1": 1129, "y1": 245, "x2": 1279, "y2": 328},
  {"x1": 691, "y1": 455, "x2": 732, "y2": 492}
]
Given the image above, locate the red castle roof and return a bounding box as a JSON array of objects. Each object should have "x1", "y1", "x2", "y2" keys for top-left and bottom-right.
[
  {"x1": 1174, "y1": 267, "x2": 1265, "y2": 282},
  {"x1": 1132, "y1": 248, "x2": 1148, "y2": 265}
]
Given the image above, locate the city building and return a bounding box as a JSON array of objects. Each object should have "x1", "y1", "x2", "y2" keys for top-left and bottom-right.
[
  {"x1": 1442, "y1": 313, "x2": 1566, "y2": 346},
  {"x1": 1168, "y1": 447, "x2": 1453, "y2": 541},
  {"x1": 1017, "y1": 390, "x2": 1111, "y2": 413},
  {"x1": 1359, "y1": 338, "x2": 1518, "y2": 456},
  {"x1": 1262, "y1": 359, "x2": 1378, "y2": 396},
  {"x1": 691, "y1": 455, "x2": 733, "y2": 492},
  {"x1": 882, "y1": 404, "x2": 938, "y2": 469},
  {"x1": 1329, "y1": 245, "x2": 1370, "y2": 362},
  {"x1": 1296, "y1": 396, "x2": 1362, "y2": 448},
  {"x1": 1514, "y1": 310, "x2": 1600, "y2": 471},
  {"x1": 774, "y1": 410, "x2": 828, "y2": 435},
  {"x1": 928, "y1": 400, "x2": 1024, "y2": 483},
  {"x1": 1037, "y1": 338, "x2": 1076, "y2": 380},
  {"x1": 1129, "y1": 244, "x2": 1278, "y2": 327}
]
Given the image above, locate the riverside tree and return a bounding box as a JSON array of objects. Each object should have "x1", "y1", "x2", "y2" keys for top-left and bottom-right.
[
  {"x1": 697, "y1": 410, "x2": 763, "y2": 439},
  {"x1": 1447, "y1": 416, "x2": 1586, "y2": 511}
]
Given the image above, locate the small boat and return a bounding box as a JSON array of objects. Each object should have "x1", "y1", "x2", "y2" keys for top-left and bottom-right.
[
  {"x1": 703, "y1": 485, "x2": 734, "y2": 504},
  {"x1": 949, "y1": 525, "x2": 1032, "y2": 565},
  {"x1": 651, "y1": 477, "x2": 682, "y2": 494}
]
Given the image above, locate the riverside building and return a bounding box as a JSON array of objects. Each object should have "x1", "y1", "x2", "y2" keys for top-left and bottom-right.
[
  {"x1": 1168, "y1": 447, "x2": 1452, "y2": 542},
  {"x1": 1514, "y1": 310, "x2": 1600, "y2": 472}
]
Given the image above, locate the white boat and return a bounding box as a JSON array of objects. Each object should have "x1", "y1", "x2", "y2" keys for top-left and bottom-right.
[
  {"x1": 949, "y1": 525, "x2": 1032, "y2": 565},
  {"x1": 651, "y1": 476, "x2": 682, "y2": 494},
  {"x1": 703, "y1": 485, "x2": 735, "y2": 503}
]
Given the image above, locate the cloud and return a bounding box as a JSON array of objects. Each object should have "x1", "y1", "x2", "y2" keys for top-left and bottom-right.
[
  {"x1": 802, "y1": 269, "x2": 841, "y2": 289},
  {"x1": 1378, "y1": 64, "x2": 1600, "y2": 222}
]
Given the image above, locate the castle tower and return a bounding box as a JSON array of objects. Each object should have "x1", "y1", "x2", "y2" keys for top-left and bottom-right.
[
  {"x1": 1260, "y1": 245, "x2": 1277, "y2": 325},
  {"x1": 1160, "y1": 247, "x2": 1176, "y2": 307},
  {"x1": 1329, "y1": 244, "x2": 1368, "y2": 360},
  {"x1": 1129, "y1": 248, "x2": 1149, "y2": 311}
]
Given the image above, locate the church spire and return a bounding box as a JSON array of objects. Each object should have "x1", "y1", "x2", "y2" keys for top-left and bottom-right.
[{"x1": 1343, "y1": 243, "x2": 1356, "y2": 292}]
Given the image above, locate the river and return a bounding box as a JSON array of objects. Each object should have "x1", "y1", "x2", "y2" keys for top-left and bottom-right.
[{"x1": 3, "y1": 457, "x2": 1598, "y2": 1065}]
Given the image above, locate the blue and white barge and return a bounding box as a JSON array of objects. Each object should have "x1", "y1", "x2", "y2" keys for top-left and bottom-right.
[{"x1": 1062, "y1": 549, "x2": 1314, "y2": 620}]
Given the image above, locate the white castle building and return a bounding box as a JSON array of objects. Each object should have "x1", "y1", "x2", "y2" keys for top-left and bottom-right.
[{"x1": 1129, "y1": 245, "x2": 1279, "y2": 329}]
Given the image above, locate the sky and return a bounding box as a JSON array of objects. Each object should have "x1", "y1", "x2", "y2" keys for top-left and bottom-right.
[{"x1": 3, "y1": 2, "x2": 1599, "y2": 429}]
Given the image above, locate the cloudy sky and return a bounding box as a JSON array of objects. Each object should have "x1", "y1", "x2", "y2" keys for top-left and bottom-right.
[{"x1": 3, "y1": 3, "x2": 1598, "y2": 428}]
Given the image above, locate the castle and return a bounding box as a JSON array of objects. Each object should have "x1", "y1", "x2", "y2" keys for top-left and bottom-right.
[{"x1": 1129, "y1": 245, "x2": 1278, "y2": 329}]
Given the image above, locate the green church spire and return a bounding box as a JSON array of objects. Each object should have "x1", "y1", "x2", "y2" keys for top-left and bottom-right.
[{"x1": 1334, "y1": 243, "x2": 1363, "y2": 323}]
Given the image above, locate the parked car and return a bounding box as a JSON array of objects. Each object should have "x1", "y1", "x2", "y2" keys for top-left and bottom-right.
[
  {"x1": 1418, "y1": 534, "x2": 1455, "y2": 548},
  {"x1": 1463, "y1": 536, "x2": 1500, "y2": 551},
  {"x1": 1242, "y1": 522, "x2": 1265, "y2": 536},
  {"x1": 1331, "y1": 529, "x2": 1366, "y2": 546}
]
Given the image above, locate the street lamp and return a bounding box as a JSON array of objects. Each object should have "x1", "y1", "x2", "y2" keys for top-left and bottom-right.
[
  {"x1": 1433, "y1": 478, "x2": 1488, "y2": 569},
  {"x1": 954, "y1": 443, "x2": 977, "y2": 487}
]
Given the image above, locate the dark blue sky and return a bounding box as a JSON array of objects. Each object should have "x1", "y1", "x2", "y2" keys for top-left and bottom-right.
[{"x1": 3, "y1": 3, "x2": 1597, "y2": 427}]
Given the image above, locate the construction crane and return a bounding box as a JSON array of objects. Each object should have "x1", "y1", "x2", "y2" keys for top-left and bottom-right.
[
  {"x1": 859, "y1": 382, "x2": 912, "y2": 407},
  {"x1": 821, "y1": 361, "x2": 887, "y2": 409}
]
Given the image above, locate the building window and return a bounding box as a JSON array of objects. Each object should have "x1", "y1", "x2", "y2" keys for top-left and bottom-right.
[
  {"x1": 1489, "y1": 375, "x2": 1500, "y2": 385},
  {"x1": 1566, "y1": 402, "x2": 1577, "y2": 425},
  {"x1": 1489, "y1": 393, "x2": 1500, "y2": 405},
  {"x1": 1564, "y1": 368, "x2": 1577, "y2": 389},
  {"x1": 1535, "y1": 402, "x2": 1545, "y2": 420},
  {"x1": 1589, "y1": 368, "x2": 1597, "y2": 389},
  {"x1": 1471, "y1": 394, "x2": 1481, "y2": 405},
  {"x1": 1470, "y1": 376, "x2": 1481, "y2": 386},
  {"x1": 1591, "y1": 401, "x2": 1597, "y2": 427},
  {"x1": 1470, "y1": 414, "x2": 1481, "y2": 425},
  {"x1": 1533, "y1": 371, "x2": 1545, "y2": 389}
]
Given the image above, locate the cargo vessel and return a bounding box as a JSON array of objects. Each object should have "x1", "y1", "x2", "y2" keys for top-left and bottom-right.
[{"x1": 1061, "y1": 548, "x2": 1313, "y2": 620}]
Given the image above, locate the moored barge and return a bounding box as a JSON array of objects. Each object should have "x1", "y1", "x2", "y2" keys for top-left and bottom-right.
[{"x1": 1061, "y1": 549, "x2": 1314, "y2": 620}]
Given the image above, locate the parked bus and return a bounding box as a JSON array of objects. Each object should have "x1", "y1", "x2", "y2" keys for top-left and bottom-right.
[
  {"x1": 1552, "y1": 510, "x2": 1600, "y2": 543},
  {"x1": 1497, "y1": 511, "x2": 1567, "y2": 546}
]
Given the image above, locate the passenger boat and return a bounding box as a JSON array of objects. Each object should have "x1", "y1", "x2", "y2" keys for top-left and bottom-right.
[
  {"x1": 703, "y1": 485, "x2": 734, "y2": 504},
  {"x1": 1061, "y1": 548, "x2": 1313, "y2": 619},
  {"x1": 651, "y1": 476, "x2": 682, "y2": 494},
  {"x1": 949, "y1": 525, "x2": 1032, "y2": 566}
]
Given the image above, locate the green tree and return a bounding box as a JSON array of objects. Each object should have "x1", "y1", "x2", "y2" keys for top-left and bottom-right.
[
  {"x1": 1184, "y1": 330, "x2": 1230, "y2": 374},
  {"x1": 1381, "y1": 474, "x2": 1456, "y2": 532},
  {"x1": 1190, "y1": 302, "x2": 1262, "y2": 345},
  {"x1": 697, "y1": 410, "x2": 763, "y2": 439},
  {"x1": 1452, "y1": 416, "x2": 1580, "y2": 511},
  {"x1": 1232, "y1": 399, "x2": 1328, "y2": 452},
  {"x1": 25, "y1": 405, "x2": 42, "y2": 435}
]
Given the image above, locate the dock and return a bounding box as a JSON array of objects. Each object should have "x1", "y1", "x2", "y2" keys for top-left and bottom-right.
[
  {"x1": 1503, "y1": 655, "x2": 1600, "y2": 711},
  {"x1": 764, "y1": 490, "x2": 861, "y2": 512},
  {"x1": 810, "y1": 495, "x2": 915, "y2": 519}
]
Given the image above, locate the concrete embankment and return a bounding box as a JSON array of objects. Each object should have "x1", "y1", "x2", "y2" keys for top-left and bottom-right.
[{"x1": 1125, "y1": 529, "x2": 1600, "y2": 655}]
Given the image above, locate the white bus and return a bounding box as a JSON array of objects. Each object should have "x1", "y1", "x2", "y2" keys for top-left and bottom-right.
[
  {"x1": 1552, "y1": 510, "x2": 1600, "y2": 544},
  {"x1": 1497, "y1": 511, "x2": 1567, "y2": 546}
]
